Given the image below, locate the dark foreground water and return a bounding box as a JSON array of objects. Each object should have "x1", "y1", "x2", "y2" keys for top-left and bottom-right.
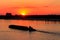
[{"x1": 0, "y1": 19, "x2": 60, "y2": 40}]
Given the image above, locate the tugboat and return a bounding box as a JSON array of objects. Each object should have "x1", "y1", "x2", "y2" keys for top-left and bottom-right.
[
  {"x1": 9, "y1": 25, "x2": 36, "y2": 32},
  {"x1": 29, "y1": 26, "x2": 36, "y2": 32}
]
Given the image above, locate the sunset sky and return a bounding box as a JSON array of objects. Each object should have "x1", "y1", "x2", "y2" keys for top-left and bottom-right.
[{"x1": 0, "y1": 0, "x2": 60, "y2": 15}]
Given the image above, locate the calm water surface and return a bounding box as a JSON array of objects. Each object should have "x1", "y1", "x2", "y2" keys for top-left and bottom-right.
[{"x1": 0, "y1": 19, "x2": 60, "y2": 40}]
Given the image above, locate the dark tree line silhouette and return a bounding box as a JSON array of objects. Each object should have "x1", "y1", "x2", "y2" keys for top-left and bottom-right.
[{"x1": 0, "y1": 13, "x2": 60, "y2": 21}]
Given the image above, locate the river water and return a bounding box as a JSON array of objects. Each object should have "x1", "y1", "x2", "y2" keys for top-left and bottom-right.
[{"x1": 0, "y1": 19, "x2": 60, "y2": 40}]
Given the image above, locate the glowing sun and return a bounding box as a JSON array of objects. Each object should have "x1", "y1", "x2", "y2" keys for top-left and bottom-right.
[
  {"x1": 18, "y1": 9, "x2": 29, "y2": 15},
  {"x1": 20, "y1": 10, "x2": 27, "y2": 15}
]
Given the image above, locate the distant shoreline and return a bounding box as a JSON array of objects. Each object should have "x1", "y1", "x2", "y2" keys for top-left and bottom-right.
[{"x1": 0, "y1": 13, "x2": 60, "y2": 21}]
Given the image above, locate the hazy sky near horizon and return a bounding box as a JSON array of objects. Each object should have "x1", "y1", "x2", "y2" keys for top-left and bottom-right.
[{"x1": 0, "y1": 0, "x2": 60, "y2": 15}]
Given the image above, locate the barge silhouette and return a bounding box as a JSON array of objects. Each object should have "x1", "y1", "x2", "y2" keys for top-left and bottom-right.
[
  {"x1": 9, "y1": 25, "x2": 36, "y2": 32},
  {"x1": 9, "y1": 25, "x2": 60, "y2": 35}
]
